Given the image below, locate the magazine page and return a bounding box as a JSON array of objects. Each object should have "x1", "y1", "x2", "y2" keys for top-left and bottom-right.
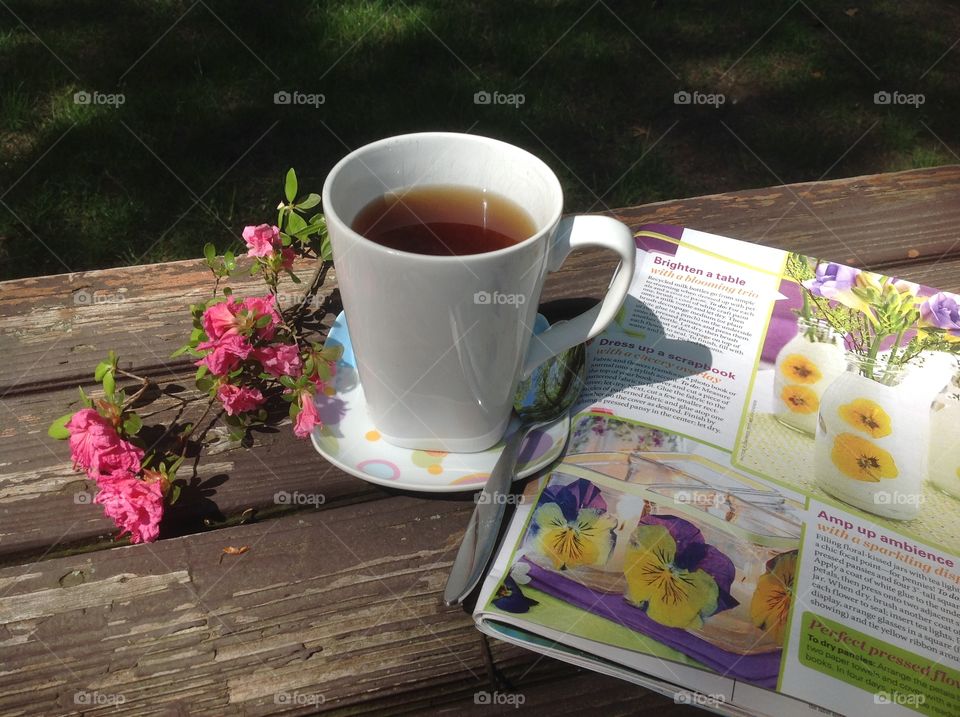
[{"x1": 475, "y1": 224, "x2": 960, "y2": 717}]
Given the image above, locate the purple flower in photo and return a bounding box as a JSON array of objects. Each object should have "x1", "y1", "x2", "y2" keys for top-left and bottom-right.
[
  {"x1": 802, "y1": 262, "x2": 860, "y2": 300},
  {"x1": 492, "y1": 575, "x2": 539, "y2": 614},
  {"x1": 920, "y1": 291, "x2": 960, "y2": 338}
]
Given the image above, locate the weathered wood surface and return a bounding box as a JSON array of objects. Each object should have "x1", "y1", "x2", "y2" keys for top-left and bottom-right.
[
  {"x1": 0, "y1": 165, "x2": 958, "y2": 715},
  {"x1": 0, "y1": 501, "x2": 694, "y2": 716}
]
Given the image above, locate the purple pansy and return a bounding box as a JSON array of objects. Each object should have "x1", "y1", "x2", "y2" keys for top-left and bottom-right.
[
  {"x1": 536, "y1": 478, "x2": 608, "y2": 523},
  {"x1": 492, "y1": 575, "x2": 539, "y2": 613}
]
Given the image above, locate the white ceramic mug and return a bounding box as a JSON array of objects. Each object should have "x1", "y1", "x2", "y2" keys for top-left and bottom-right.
[{"x1": 322, "y1": 132, "x2": 635, "y2": 452}]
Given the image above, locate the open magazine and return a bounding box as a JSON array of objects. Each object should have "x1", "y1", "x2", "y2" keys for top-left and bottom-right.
[{"x1": 473, "y1": 224, "x2": 960, "y2": 717}]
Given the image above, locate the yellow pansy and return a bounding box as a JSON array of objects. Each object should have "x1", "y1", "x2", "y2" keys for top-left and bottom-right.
[
  {"x1": 781, "y1": 385, "x2": 819, "y2": 414},
  {"x1": 750, "y1": 551, "x2": 797, "y2": 646},
  {"x1": 838, "y1": 398, "x2": 892, "y2": 438},
  {"x1": 831, "y1": 433, "x2": 898, "y2": 482},
  {"x1": 623, "y1": 524, "x2": 720, "y2": 629},
  {"x1": 780, "y1": 354, "x2": 822, "y2": 384},
  {"x1": 532, "y1": 503, "x2": 616, "y2": 570}
]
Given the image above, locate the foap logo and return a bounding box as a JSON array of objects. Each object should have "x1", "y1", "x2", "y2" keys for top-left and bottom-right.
[
  {"x1": 674, "y1": 90, "x2": 725, "y2": 108},
  {"x1": 674, "y1": 690, "x2": 727, "y2": 707},
  {"x1": 74, "y1": 690, "x2": 126, "y2": 707},
  {"x1": 274, "y1": 691, "x2": 325, "y2": 707},
  {"x1": 474, "y1": 90, "x2": 525, "y2": 108},
  {"x1": 274, "y1": 90, "x2": 325, "y2": 108},
  {"x1": 73, "y1": 90, "x2": 125, "y2": 108},
  {"x1": 73, "y1": 491, "x2": 94, "y2": 505},
  {"x1": 673, "y1": 490, "x2": 723, "y2": 509},
  {"x1": 474, "y1": 691, "x2": 525, "y2": 708},
  {"x1": 874, "y1": 692, "x2": 926, "y2": 707},
  {"x1": 274, "y1": 490, "x2": 326, "y2": 507},
  {"x1": 73, "y1": 289, "x2": 126, "y2": 306},
  {"x1": 874, "y1": 90, "x2": 924, "y2": 107},
  {"x1": 475, "y1": 492, "x2": 523, "y2": 506},
  {"x1": 474, "y1": 290, "x2": 526, "y2": 306},
  {"x1": 874, "y1": 491, "x2": 925, "y2": 507}
]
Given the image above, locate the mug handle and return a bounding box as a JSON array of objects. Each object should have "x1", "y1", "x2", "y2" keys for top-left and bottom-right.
[{"x1": 522, "y1": 215, "x2": 636, "y2": 377}]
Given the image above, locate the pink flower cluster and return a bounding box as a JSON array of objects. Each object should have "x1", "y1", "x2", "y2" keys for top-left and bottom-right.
[
  {"x1": 197, "y1": 292, "x2": 327, "y2": 438},
  {"x1": 67, "y1": 409, "x2": 162, "y2": 543},
  {"x1": 243, "y1": 224, "x2": 295, "y2": 270}
]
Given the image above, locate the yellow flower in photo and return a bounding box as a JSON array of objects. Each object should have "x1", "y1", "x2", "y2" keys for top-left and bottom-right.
[
  {"x1": 622, "y1": 523, "x2": 721, "y2": 629},
  {"x1": 780, "y1": 385, "x2": 819, "y2": 414},
  {"x1": 780, "y1": 354, "x2": 822, "y2": 384},
  {"x1": 838, "y1": 398, "x2": 892, "y2": 438},
  {"x1": 830, "y1": 433, "x2": 898, "y2": 482},
  {"x1": 750, "y1": 551, "x2": 797, "y2": 647},
  {"x1": 532, "y1": 502, "x2": 616, "y2": 570}
]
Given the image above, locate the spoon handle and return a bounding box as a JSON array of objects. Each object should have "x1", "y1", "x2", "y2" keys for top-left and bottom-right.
[{"x1": 443, "y1": 422, "x2": 533, "y2": 606}]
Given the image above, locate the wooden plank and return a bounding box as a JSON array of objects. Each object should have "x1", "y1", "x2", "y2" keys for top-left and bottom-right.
[
  {"x1": 0, "y1": 502, "x2": 700, "y2": 716},
  {"x1": 613, "y1": 164, "x2": 960, "y2": 269},
  {"x1": 2, "y1": 167, "x2": 960, "y2": 560}
]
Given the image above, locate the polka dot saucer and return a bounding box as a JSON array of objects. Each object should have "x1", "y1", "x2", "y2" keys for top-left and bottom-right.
[{"x1": 309, "y1": 311, "x2": 569, "y2": 493}]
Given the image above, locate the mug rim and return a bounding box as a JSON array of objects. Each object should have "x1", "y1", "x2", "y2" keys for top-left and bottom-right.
[{"x1": 321, "y1": 131, "x2": 564, "y2": 263}]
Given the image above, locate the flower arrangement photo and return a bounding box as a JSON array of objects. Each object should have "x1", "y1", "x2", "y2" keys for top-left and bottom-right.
[
  {"x1": 47, "y1": 170, "x2": 341, "y2": 543},
  {"x1": 781, "y1": 254, "x2": 960, "y2": 520}
]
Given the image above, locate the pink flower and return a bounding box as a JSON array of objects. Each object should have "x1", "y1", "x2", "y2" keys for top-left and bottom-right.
[
  {"x1": 202, "y1": 300, "x2": 240, "y2": 340},
  {"x1": 293, "y1": 390, "x2": 321, "y2": 438},
  {"x1": 254, "y1": 343, "x2": 302, "y2": 378},
  {"x1": 95, "y1": 472, "x2": 164, "y2": 544},
  {"x1": 67, "y1": 409, "x2": 144, "y2": 480},
  {"x1": 239, "y1": 295, "x2": 281, "y2": 340},
  {"x1": 217, "y1": 383, "x2": 265, "y2": 416},
  {"x1": 196, "y1": 333, "x2": 253, "y2": 375},
  {"x1": 242, "y1": 224, "x2": 281, "y2": 258}
]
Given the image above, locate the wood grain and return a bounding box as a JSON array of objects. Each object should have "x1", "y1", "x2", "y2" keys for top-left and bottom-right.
[{"x1": 0, "y1": 503, "x2": 699, "y2": 716}]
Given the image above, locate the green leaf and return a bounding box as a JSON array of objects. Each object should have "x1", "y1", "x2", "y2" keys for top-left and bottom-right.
[
  {"x1": 223, "y1": 250, "x2": 237, "y2": 272},
  {"x1": 314, "y1": 361, "x2": 331, "y2": 380},
  {"x1": 284, "y1": 168, "x2": 298, "y2": 204},
  {"x1": 169, "y1": 483, "x2": 182, "y2": 505},
  {"x1": 123, "y1": 413, "x2": 143, "y2": 436},
  {"x1": 320, "y1": 235, "x2": 333, "y2": 262},
  {"x1": 171, "y1": 344, "x2": 190, "y2": 358},
  {"x1": 287, "y1": 212, "x2": 308, "y2": 236},
  {"x1": 298, "y1": 193, "x2": 321, "y2": 211},
  {"x1": 102, "y1": 371, "x2": 116, "y2": 398},
  {"x1": 196, "y1": 365, "x2": 208, "y2": 380},
  {"x1": 222, "y1": 286, "x2": 232, "y2": 297},
  {"x1": 279, "y1": 232, "x2": 292, "y2": 247},
  {"x1": 196, "y1": 377, "x2": 215, "y2": 393},
  {"x1": 278, "y1": 375, "x2": 297, "y2": 389},
  {"x1": 78, "y1": 386, "x2": 92, "y2": 408},
  {"x1": 288, "y1": 271, "x2": 301, "y2": 284},
  {"x1": 94, "y1": 361, "x2": 111, "y2": 381},
  {"x1": 48, "y1": 412, "x2": 74, "y2": 439},
  {"x1": 203, "y1": 242, "x2": 216, "y2": 262},
  {"x1": 289, "y1": 401, "x2": 301, "y2": 419}
]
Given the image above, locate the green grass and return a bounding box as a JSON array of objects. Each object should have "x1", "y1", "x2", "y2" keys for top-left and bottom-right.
[{"x1": 1, "y1": 0, "x2": 958, "y2": 279}]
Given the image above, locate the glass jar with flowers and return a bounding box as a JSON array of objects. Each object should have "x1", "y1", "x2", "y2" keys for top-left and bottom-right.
[
  {"x1": 796, "y1": 262, "x2": 960, "y2": 520},
  {"x1": 773, "y1": 317, "x2": 846, "y2": 435}
]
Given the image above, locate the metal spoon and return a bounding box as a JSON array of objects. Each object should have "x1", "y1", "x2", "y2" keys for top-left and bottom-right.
[{"x1": 443, "y1": 342, "x2": 587, "y2": 606}]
